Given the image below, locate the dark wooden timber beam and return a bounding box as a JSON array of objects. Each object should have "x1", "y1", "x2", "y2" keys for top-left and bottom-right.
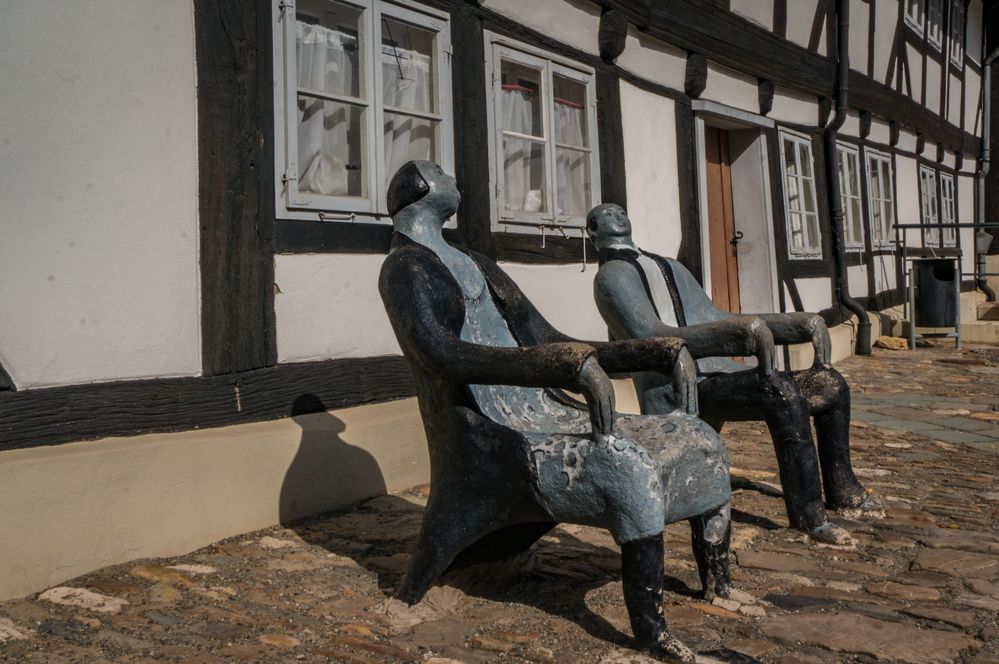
[
  {"x1": 597, "y1": 0, "x2": 980, "y2": 156},
  {"x1": 0, "y1": 356, "x2": 416, "y2": 452}
]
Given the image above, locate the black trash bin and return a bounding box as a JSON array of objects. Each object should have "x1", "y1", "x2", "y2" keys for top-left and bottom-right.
[{"x1": 913, "y1": 258, "x2": 958, "y2": 328}]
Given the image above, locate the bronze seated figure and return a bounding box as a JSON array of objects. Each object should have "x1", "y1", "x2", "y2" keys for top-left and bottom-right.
[
  {"x1": 379, "y1": 161, "x2": 735, "y2": 661},
  {"x1": 586, "y1": 204, "x2": 883, "y2": 545}
]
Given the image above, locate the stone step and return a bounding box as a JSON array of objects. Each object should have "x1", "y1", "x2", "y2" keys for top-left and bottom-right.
[
  {"x1": 961, "y1": 320, "x2": 999, "y2": 344},
  {"x1": 977, "y1": 301, "x2": 999, "y2": 321}
]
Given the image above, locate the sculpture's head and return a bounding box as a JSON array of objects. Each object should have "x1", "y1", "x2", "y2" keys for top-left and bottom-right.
[
  {"x1": 387, "y1": 160, "x2": 460, "y2": 224},
  {"x1": 585, "y1": 203, "x2": 634, "y2": 250}
]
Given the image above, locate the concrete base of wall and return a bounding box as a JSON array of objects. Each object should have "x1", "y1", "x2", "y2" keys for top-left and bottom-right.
[{"x1": 0, "y1": 398, "x2": 430, "y2": 601}]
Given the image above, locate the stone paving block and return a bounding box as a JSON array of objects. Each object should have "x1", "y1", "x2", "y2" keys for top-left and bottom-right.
[
  {"x1": 872, "y1": 418, "x2": 945, "y2": 433},
  {"x1": 925, "y1": 429, "x2": 998, "y2": 444}
]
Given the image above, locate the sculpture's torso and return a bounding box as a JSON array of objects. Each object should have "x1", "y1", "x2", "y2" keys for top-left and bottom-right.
[{"x1": 408, "y1": 232, "x2": 587, "y2": 434}]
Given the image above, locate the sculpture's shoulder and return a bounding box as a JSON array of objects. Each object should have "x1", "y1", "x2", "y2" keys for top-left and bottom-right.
[
  {"x1": 379, "y1": 242, "x2": 456, "y2": 306},
  {"x1": 594, "y1": 255, "x2": 643, "y2": 293}
]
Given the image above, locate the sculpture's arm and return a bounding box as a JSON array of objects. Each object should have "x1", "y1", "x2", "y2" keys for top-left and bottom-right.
[
  {"x1": 593, "y1": 262, "x2": 775, "y2": 376},
  {"x1": 739, "y1": 312, "x2": 831, "y2": 367},
  {"x1": 380, "y1": 251, "x2": 615, "y2": 437}
]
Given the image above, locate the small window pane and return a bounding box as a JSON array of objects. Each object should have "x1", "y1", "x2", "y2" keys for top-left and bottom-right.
[
  {"x1": 296, "y1": 0, "x2": 364, "y2": 99},
  {"x1": 556, "y1": 147, "x2": 590, "y2": 218},
  {"x1": 503, "y1": 138, "x2": 546, "y2": 213},
  {"x1": 553, "y1": 76, "x2": 588, "y2": 148},
  {"x1": 851, "y1": 197, "x2": 863, "y2": 241},
  {"x1": 384, "y1": 113, "x2": 437, "y2": 186},
  {"x1": 500, "y1": 60, "x2": 544, "y2": 138},
  {"x1": 803, "y1": 179, "x2": 817, "y2": 214},
  {"x1": 297, "y1": 97, "x2": 366, "y2": 197},
  {"x1": 798, "y1": 142, "x2": 813, "y2": 178},
  {"x1": 784, "y1": 139, "x2": 797, "y2": 177},
  {"x1": 381, "y1": 17, "x2": 435, "y2": 114},
  {"x1": 788, "y1": 212, "x2": 804, "y2": 251}
]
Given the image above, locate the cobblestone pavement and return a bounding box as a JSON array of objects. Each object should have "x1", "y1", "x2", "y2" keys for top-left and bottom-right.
[{"x1": 1, "y1": 344, "x2": 998, "y2": 664}]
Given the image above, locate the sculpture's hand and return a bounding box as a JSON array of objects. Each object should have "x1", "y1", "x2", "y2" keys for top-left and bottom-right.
[
  {"x1": 671, "y1": 347, "x2": 699, "y2": 415},
  {"x1": 808, "y1": 315, "x2": 832, "y2": 367},
  {"x1": 576, "y1": 356, "x2": 615, "y2": 443},
  {"x1": 747, "y1": 318, "x2": 776, "y2": 378}
]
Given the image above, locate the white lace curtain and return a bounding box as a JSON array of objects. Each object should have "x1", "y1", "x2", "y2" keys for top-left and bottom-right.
[
  {"x1": 501, "y1": 85, "x2": 588, "y2": 218},
  {"x1": 295, "y1": 22, "x2": 434, "y2": 197}
]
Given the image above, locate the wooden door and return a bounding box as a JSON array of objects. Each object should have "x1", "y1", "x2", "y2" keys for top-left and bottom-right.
[{"x1": 704, "y1": 126, "x2": 741, "y2": 313}]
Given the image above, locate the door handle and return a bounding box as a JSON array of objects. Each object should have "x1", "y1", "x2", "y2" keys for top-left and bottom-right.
[{"x1": 730, "y1": 230, "x2": 743, "y2": 253}]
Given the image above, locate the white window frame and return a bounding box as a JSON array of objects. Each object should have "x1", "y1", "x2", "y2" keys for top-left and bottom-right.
[
  {"x1": 837, "y1": 143, "x2": 865, "y2": 252},
  {"x1": 272, "y1": 0, "x2": 454, "y2": 224},
  {"x1": 927, "y1": 0, "x2": 944, "y2": 50},
  {"x1": 939, "y1": 173, "x2": 957, "y2": 247},
  {"x1": 865, "y1": 148, "x2": 897, "y2": 249},
  {"x1": 949, "y1": 0, "x2": 965, "y2": 65},
  {"x1": 778, "y1": 129, "x2": 822, "y2": 259},
  {"x1": 483, "y1": 31, "x2": 601, "y2": 232},
  {"x1": 905, "y1": 0, "x2": 926, "y2": 33},
  {"x1": 919, "y1": 165, "x2": 942, "y2": 246}
]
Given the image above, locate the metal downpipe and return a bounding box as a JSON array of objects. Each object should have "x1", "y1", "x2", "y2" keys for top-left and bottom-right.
[
  {"x1": 977, "y1": 48, "x2": 998, "y2": 301},
  {"x1": 825, "y1": 0, "x2": 872, "y2": 354}
]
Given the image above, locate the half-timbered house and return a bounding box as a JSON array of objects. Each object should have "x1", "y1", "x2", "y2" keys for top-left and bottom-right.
[{"x1": 0, "y1": 0, "x2": 995, "y2": 599}]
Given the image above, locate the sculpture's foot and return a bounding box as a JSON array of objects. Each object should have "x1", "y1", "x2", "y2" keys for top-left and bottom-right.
[
  {"x1": 808, "y1": 522, "x2": 856, "y2": 547},
  {"x1": 832, "y1": 493, "x2": 886, "y2": 520},
  {"x1": 644, "y1": 633, "x2": 695, "y2": 663}
]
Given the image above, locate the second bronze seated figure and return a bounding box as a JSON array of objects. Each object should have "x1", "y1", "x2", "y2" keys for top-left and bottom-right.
[
  {"x1": 380, "y1": 161, "x2": 733, "y2": 661},
  {"x1": 585, "y1": 203, "x2": 884, "y2": 544}
]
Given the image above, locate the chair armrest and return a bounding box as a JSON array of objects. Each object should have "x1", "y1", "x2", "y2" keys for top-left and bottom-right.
[
  {"x1": 753, "y1": 313, "x2": 831, "y2": 368},
  {"x1": 669, "y1": 318, "x2": 776, "y2": 378},
  {"x1": 672, "y1": 347, "x2": 699, "y2": 415}
]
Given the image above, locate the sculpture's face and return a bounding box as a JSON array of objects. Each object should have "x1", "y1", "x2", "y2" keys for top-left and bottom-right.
[
  {"x1": 416, "y1": 161, "x2": 461, "y2": 221},
  {"x1": 586, "y1": 204, "x2": 633, "y2": 247}
]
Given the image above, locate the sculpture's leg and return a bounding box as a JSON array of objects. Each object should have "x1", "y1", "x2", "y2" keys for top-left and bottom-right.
[
  {"x1": 698, "y1": 371, "x2": 829, "y2": 534},
  {"x1": 796, "y1": 367, "x2": 881, "y2": 515},
  {"x1": 689, "y1": 503, "x2": 732, "y2": 600},
  {"x1": 621, "y1": 534, "x2": 694, "y2": 663}
]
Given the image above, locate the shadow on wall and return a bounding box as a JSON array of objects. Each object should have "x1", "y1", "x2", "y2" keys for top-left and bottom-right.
[{"x1": 279, "y1": 394, "x2": 387, "y2": 525}]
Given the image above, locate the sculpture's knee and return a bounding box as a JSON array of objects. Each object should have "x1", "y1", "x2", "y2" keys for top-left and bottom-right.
[
  {"x1": 603, "y1": 437, "x2": 667, "y2": 544},
  {"x1": 761, "y1": 372, "x2": 810, "y2": 421},
  {"x1": 796, "y1": 365, "x2": 850, "y2": 412},
  {"x1": 661, "y1": 416, "x2": 731, "y2": 522}
]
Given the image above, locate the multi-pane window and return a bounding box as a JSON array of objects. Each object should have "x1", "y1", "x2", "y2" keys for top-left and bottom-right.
[
  {"x1": 927, "y1": 0, "x2": 944, "y2": 49},
  {"x1": 779, "y1": 131, "x2": 822, "y2": 259},
  {"x1": 949, "y1": 0, "x2": 965, "y2": 65},
  {"x1": 921, "y1": 167, "x2": 957, "y2": 247},
  {"x1": 485, "y1": 33, "x2": 601, "y2": 229},
  {"x1": 865, "y1": 149, "x2": 896, "y2": 247},
  {"x1": 274, "y1": 0, "x2": 453, "y2": 220},
  {"x1": 837, "y1": 144, "x2": 865, "y2": 251},
  {"x1": 940, "y1": 174, "x2": 956, "y2": 247},
  {"x1": 905, "y1": 0, "x2": 926, "y2": 32},
  {"x1": 919, "y1": 166, "x2": 941, "y2": 246}
]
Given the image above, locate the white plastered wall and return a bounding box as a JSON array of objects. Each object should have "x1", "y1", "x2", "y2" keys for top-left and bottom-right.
[
  {"x1": 948, "y1": 74, "x2": 962, "y2": 127},
  {"x1": 769, "y1": 88, "x2": 819, "y2": 126},
  {"x1": 895, "y1": 155, "x2": 921, "y2": 247},
  {"x1": 275, "y1": 254, "x2": 401, "y2": 363},
  {"x1": 965, "y1": 68, "x2": 982, "y2": 134},
  {"x1": 847, "y1": 264, "x2": 869, "y2": 298},
  {"x1": 730, "y1": 0, "x2": 773, "y2": 30},
  {"x1": 702, "y1": 64, "x2": 759, "y2": 113},
  {"x1": 958, "y1": 175, "x2": 975, "y2": 278},
  {"x1": 795, "y1": 277, "x2": 833, "y2": 312},
  {"x1": 907, "y1": 44, "x2": 923, "y2": 100},
  {"x1": 616, "y1": 26, "x2": 686, "y2": 91},
  {"x1": 481, "y1": 0, "x2": 600, "y2": 56},
  {"x1": 619, "y1": 81, "x2": 682, "y2": 259},
  {"x1": 925, "y1": 57, "x2": 941, "y2": 116},
  {"x1": 503, "y1": 263, "x2": 606, "y2": 340},
  {"x1": 872, "y1": 0, "x2": 897, "y2": 84},
  {"x1": 786, "y1": 0, "x2": 825, "y2": 53},
  {"x1": 274, "y1": 254, "x2": 609, "y2": 362},
  {"x1": 848, "y1": 0, "x2": 868, "y2": 74},
  {"x1": 0, "y1": 1, "x2": 201, "y2": 389}
]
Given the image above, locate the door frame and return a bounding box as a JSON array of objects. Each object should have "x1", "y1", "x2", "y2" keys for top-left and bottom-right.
[{"x1": 692, "y1": 100, "x2": 780, "y2": 314}]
